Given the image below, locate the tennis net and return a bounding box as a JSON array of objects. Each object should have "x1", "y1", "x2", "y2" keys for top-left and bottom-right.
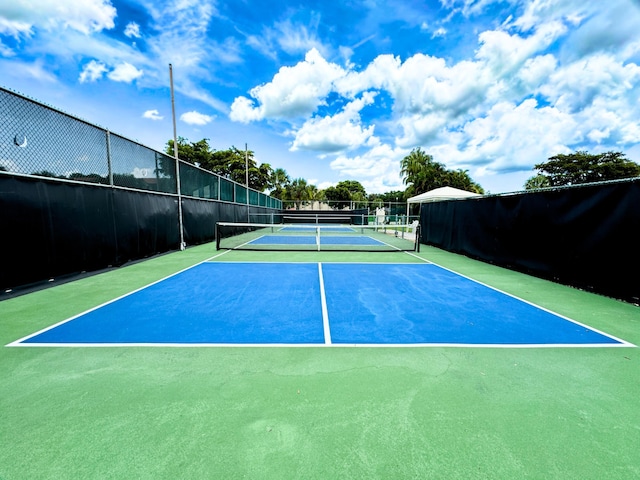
[{"x1": 216, "y1": 222, "x2": 421, "y2": 252}]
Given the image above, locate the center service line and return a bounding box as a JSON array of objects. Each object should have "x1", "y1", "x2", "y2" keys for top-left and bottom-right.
[{"x1": 317, "y1": 262, "x2": 332, "y2": 345}]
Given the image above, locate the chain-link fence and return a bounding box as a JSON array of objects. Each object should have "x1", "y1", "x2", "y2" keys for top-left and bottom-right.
[
  {"x1": 0, "y1": 86, "x2": 281, "y2": 209},
  {"x1": 282, "y1": 200, "x2": 410, "y2": 217}
]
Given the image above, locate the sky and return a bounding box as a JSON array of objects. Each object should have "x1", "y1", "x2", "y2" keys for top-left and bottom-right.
[{"x1": 1, "y1": 0, "x2": 640, "y2": 195}]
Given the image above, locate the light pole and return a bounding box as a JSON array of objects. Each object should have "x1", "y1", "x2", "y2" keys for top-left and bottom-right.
[
  {"x1": 169, "y1": 63, "x2": 185, "y2": 250},
  {"x1": 245, "y1": 143, "x2": 250, "y2": 222}
]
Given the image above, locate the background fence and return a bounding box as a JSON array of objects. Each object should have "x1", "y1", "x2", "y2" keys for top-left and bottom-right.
[
  {"x1": 0, "y1": 86, "x2": 281, "y2": 294},
  {"x1": 420, "y1": 179, "x2": 640, "y2": 304},
  {"x1": 0, "y1": 86, "x2": 281, "y2": 209}
]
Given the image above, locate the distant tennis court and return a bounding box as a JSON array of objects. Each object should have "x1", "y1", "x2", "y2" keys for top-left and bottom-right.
[
  {"x1": 215, "y1": 221, "x2": 420, "y2": 252},
  {"x1": 10, "y1": 261, "x2": 630, "y2": 347}
]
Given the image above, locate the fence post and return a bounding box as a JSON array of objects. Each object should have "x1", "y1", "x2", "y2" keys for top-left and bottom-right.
[{"x1": 106, "y1": 129, "x2": 113, "y2": 186}]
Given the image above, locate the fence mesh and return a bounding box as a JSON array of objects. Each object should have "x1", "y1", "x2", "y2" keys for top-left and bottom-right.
[
  {"x1": 0, "y1": 88, "x2": 108, "y2": 183},
  {"x1": 0, "y1": 86, "x2": 281, "y2": 207}
]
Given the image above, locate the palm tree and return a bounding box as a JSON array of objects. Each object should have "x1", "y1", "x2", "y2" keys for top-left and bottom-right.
[
  {"x1": 285, "y1": 178, "x2": 310, "y2": 210},
  {"x1": 524, "y1": 174, "x2": 551, "y2": 190},
  {"x1": 270, "y1": 168, "x2": 291, "y2": 199},
  {"x1": 273, "y1": 168, "x2": 290, "y2": 189},
  {"x1": 306, "y1": 184, "x2": 324, "y2": 209},
  {"x1": 400, "y1": 147, "x2": 447, "y2": 196}
]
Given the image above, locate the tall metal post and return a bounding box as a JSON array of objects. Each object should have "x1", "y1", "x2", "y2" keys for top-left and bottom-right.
[
  {"x1": 170, "y1": 64, "x2": 186, "y2": 250},
  {"x1": 106, "y1": 129, "x2": 113, "y2": 186},
  {"x1": 245, "y1": 143, "x2": 250, "y2": 222}
]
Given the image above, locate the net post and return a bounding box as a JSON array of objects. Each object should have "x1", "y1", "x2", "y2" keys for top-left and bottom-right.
[
  {"x1": 215, "y1": 222, "x2": 221, "y2": 250},
  {"x1": 414, "y1": 224, "x2": 421, "y2": 252}
]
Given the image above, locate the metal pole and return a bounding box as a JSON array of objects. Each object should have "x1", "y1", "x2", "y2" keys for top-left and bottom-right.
[
  {"x1": 105, "y1": 129, "x2": 113, "y2": 186},
  {"x1": 170, "y1": 63, "x2": 186, "y2": 251},
  {"x1": 245, "y1": 143, "x2": 249, "y2": 222}
]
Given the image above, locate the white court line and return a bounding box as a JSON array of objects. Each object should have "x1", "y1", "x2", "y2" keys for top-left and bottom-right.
[
  {"x1": 10, "y1": 342, "x2": 633, "y2": 348},
  {"x1": 318, "y1": 262, "x2": 332, "y2": 345},
  {"x1": 402, "y1": 253, "x2": 635, "y2": 348},
  {"x1": 8, "y1": 256, "x2": 634, "y2": 348},
  {"x1": 6, "y1": 249, "x2": 231, "y2": 347}
]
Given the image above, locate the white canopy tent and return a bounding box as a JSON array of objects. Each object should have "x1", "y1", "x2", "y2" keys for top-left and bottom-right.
[{"x1": 406, "y1": 186, "x2": 482, "y2": 217}]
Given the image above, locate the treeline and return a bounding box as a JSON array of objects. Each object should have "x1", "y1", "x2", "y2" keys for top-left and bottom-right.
[
  {"x1": 166, "y1": 139, "x2": 486, "y2": 210},
  {"x1": 524, "y1": 151, "x2": 640, "y2": 189},
  {"x1": 166, "y1": 138, "x2": 640, "y2": 209}
]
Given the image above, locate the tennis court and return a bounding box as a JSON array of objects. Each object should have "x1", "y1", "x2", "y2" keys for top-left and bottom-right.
[
  {"x1": 1, "y1": 236, "x2": 639, "y2": 478},
  {"x1": 215, "y1": 221, "x2": 420, "y2": 251},
  {"x1": 10, "y1": 261, "x2": 628, "y2": 347}
]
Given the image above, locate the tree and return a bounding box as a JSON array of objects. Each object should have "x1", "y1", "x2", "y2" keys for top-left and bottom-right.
[
  {"x1": 285, "y1": 178, "x2": 312, "y2": 209},
  {"x1": 369, "y1": 190, "x2": 406, "y2": 203},
  {"x1": 270, "y1": 168, "x2": 291, "y2": 199},
  {"x1": 444, "y1": 169, "x2": 485, "y2": 194},
  {"x1": 166, "y1": 137, "x2": 213, "y2": 167},
  {"x1": 400, "y1": 147, "x2": 484, "y2": 195},
  {"x1": 400, "y1": 148, "x2": 445, "y2": 196},
  {"x1": 254, "y1": 163, "x2": 275, "y2": 192},
  {"x1": 524, "y1": 174, "x2": 550, "y2": 190},
  {"x1": 306, "y1": 184, "x2": 324, "y2": 203},
  {"x1": 527, "y1": 150, "x2": 640, "y2": 188},
  {"x1": 324, "y1": 185, "x2": 352, "y2": 209},
  {"x1": 335, "y1": 180, "x2": 366, "y2": 198},
  {"x1": 31, "y1": 170, "x2": 64, "y2": 179},
  {"x1": 165, "y1": 139, "x2": 274, "y2": 192},
  {"x1": 368, "y1": 190, "x2": 406, "y2": 215},
  {"x1": 322, "y1": 180, "x2": 368, "y2": 209},
  {"x1": 209, "y1": 147, "x2": 274, "y2": 191}
]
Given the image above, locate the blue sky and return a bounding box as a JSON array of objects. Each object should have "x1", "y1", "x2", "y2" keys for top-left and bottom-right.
[{"x1": 2, "y1": 0, "x2": 640, "y2": 194}]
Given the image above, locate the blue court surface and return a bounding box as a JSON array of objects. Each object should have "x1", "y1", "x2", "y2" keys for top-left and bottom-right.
[
  {"x1": 250, "y1": 235, "x2": 383, "y2": 246},
  {"x1": 279, "y1": 225, "x2": 355, "y2": 232},
  {"x1": 14, "y1": 262, "x2": 629, "y2": 347}
]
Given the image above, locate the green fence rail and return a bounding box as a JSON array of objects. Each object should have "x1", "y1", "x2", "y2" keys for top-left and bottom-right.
[{"x1": 0, "y1": 86, "x2": 281, "y2": 209}]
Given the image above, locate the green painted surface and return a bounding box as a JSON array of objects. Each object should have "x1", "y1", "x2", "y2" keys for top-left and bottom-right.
[{"x1": 1, "y1": 243, "x2": 639, "y2": 479}]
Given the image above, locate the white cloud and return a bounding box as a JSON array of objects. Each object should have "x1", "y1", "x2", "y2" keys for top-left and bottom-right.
[
  {"x1": 431, "y1": 27, "x2": 447, "y2": 39},
  {"x1": 229, "y1": 0, "x2": 640, "y2": 191},
  {"x1": 542, "y1": 53, "x2": 640, "y2": 112},
  {"x1": 229, "y1": 96, "x2": 264, "y2": 123},
  {"x1": 180, "y1": 111, "x2": 214, "y2": 125},
  {"x1": 244, "y1": 15, "x2": 329, "y2": 60},
  {"x1": 329, "y1": 142, "x2": 408, "y2": 193},
  {"x1": 336, "y1": 53, "x2": 490, "y2": 126},
  {"x1": 517, "y1": 54, "x2": 557, "y2": 90},
  {"x1": 514, "y1": 0, "x2": 591, "y2": 32},
  {"x1": 143, "y1": 109, "x2": 163, "y2": 121},
  {"x1": 0, "y1": 38, "x2": 16, "y2": 56},
  {"x1": 107, "y1": 62, "x2": 143, "y2": 83},
  {"x1": 0, "y1": 0, "x2": 116, "y2": 37},
  {"x1": 395, "y1": 113, "x2": 450, "y2": 147},
  {"x1": 275, "y1": 17, "x2": 325, "y2": 55},
  {"x1": 439, "y1": 0, "x2": 517, "y2": 17},
  {"x1": 78, "y1": 59, "x2": 107, "y2": 83},
  {"x1": 290, "y1": 93, "x2": 377, "y2": 153},
  {"x1": 475, "y1": 21, "x2": 567, "y2": 77},
  {"x1": 230, "y1": 48, "x2": 347, "y2": 122},
  {"x1": 432, "y1": 99, "x2": 580, "y2": 174},
  {"x1": 145, "y1": 1, "x2": 220, "y2": 69},
  {"x1": 134, "y1": 1, "x2": 234, "y2": 113},
  {"x1": 0, "y1": 17, "x2": 31, "y2": 38},
  {"x1": 4, "y1": 58, "x2": 57, "y2": 82},
  {"x1": 124, "y1": 22, "x2": 141, "y2": 39}
]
